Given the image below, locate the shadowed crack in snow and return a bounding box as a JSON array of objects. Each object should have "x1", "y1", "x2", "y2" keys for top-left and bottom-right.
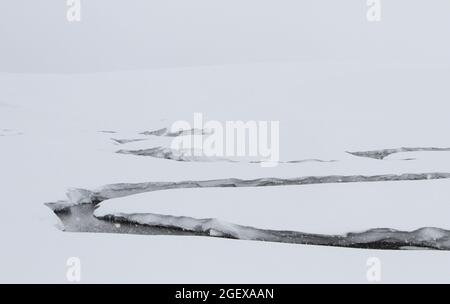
[
  {"x1": 140, "y1": 128, "x2": 211, "y2": 137},
  {"x1": 94, "y1": 212, "x2": 450, "y2": 250},
  {"x1": 117, "y1": 146, "x2": 336, "y2": 164},
  {"x1": 116, "y1": 146, "x2": 238, "y2": 163},
  {"x1": 62, "y1": 172, "x2": 450, "y2": 204},
  {"x1": 348, "y1": 147, "x2": 450, "y2": 160},
  {"x1": 111, "y1": 138, "x2": 148, "y2": 145},
  {"x1": 45, "y1": 171, "x2": 450, "y2": 250},
  {"x1": 49, "y1": 204, "x2": 450, "y2": 250},
  {"x1": 51, "y1": 204, "x2": 207, "y2": 237}
]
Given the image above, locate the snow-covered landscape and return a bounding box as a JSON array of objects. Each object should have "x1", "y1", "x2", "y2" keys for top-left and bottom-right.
[{"x1": 1, "y1": 1, "x2": 450, "y2": 283}]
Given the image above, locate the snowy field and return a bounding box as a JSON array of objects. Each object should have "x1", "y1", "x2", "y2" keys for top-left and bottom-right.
[
  {"x1": 2, "y1": 63, "x2": 450, "y2": 283},
  {"x1": 1, "y1": 1, "x2": 450, "y2": 283}
]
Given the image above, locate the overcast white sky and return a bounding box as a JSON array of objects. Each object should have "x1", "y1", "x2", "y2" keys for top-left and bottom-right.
[{"x1": 0, "y1": 0, "x2": 449, "y2": 73}]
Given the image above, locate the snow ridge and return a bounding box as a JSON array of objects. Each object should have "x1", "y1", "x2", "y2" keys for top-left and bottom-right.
[{"x1": 94, "y1": 211, "x2": 450, "y2": 250}]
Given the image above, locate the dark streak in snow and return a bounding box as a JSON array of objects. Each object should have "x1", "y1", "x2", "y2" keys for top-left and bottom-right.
[{"x1": 348, "y1": 147, "x2": 450, "y2": 160}]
